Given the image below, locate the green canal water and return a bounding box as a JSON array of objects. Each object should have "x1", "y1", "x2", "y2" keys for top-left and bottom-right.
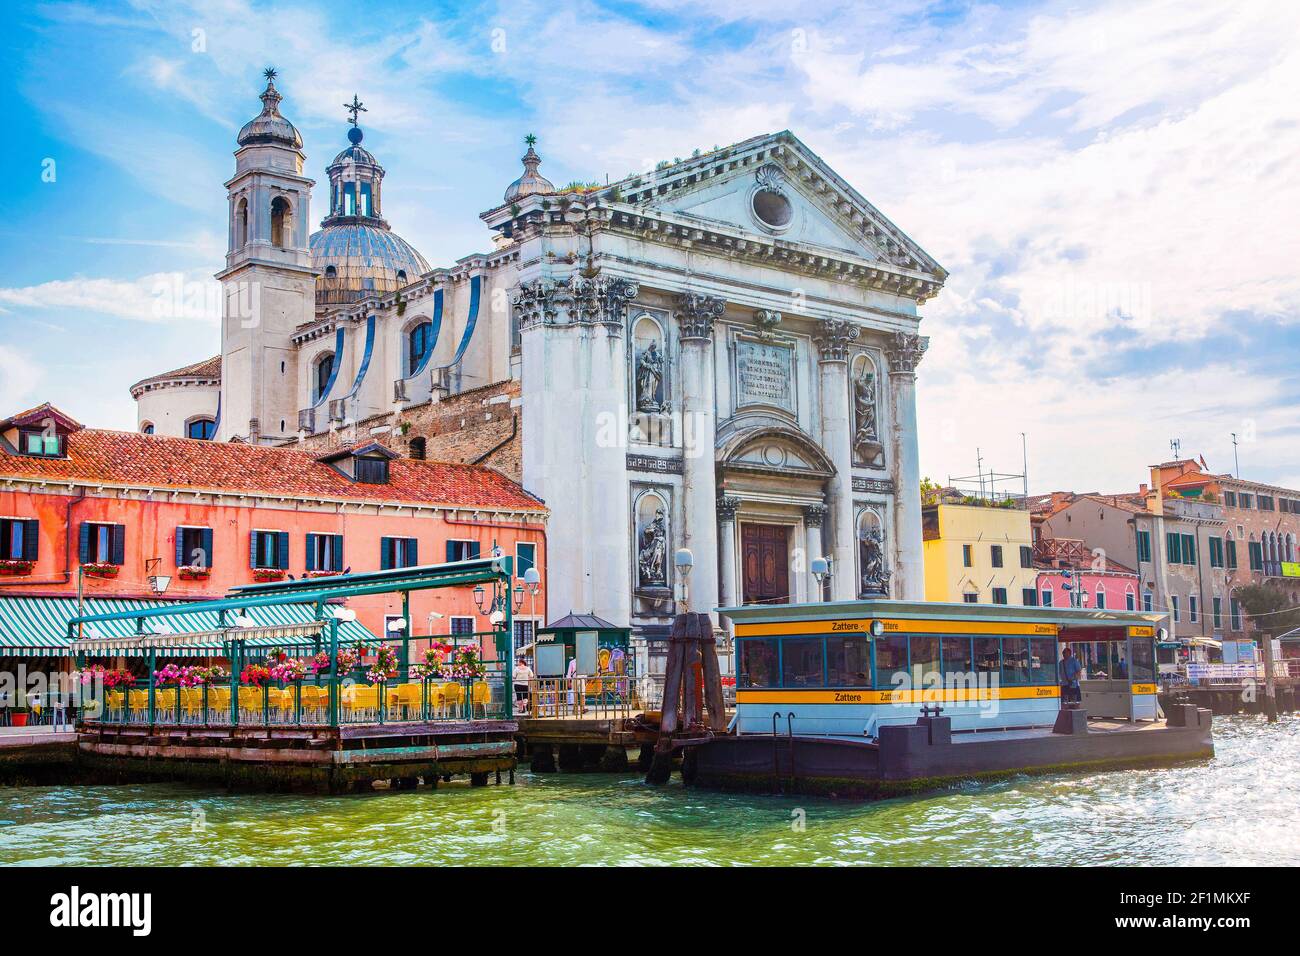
[{"x1": 1, "y1": 715, "x2": 1296, "y2": 866}]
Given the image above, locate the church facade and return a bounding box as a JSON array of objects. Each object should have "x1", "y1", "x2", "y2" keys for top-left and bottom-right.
[{"x1": 132, "y1": 72, "x2": 947, "y2": 656}]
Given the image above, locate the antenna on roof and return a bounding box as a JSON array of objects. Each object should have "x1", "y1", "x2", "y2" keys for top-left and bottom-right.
[{"x1": 1170, "y1": 438, "x2": 1182, "y2": 459}]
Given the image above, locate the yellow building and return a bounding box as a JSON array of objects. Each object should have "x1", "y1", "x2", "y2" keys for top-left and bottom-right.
[{"x1": 922, "y1": 502, "x2": 1038, "y2": 605}]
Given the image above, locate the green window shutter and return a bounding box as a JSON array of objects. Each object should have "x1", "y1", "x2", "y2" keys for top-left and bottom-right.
[
  {"x1": 468, "y1": 541, "x2": 480, "y2": 560},
  {"x1": 408, "y1": 538, "x2": 418, "y2": 567},
  {"x1": 381, "y1": 537, "x2": 393, "y2": 571},
  {"x1": 305, "y1": 533, "x2": 317, "y2": 572},
  {"x1": 249, "y1": 532, "x2": 258, "y2": 569},
  {"x1": 332, "y1": 535, "x2": 344, "y2": 571},
  {"x1": 1166, "y1": 533, "x2": 1180, "y2": 564},
  {"x1": 79, "y1": 522, "x2": 92, "y2": 564},
  {"x1": 110, "y1": 525, "x2": 126, "y2": 565},
  {"x1": 200, "y1": 528, "x2": 213, "y2": 568},
  {"x1": 22, "y1": 519, "x2": 39, "y2": 561},
  {"x1": 175, "y1": 530, "x2": 186, "y2": 567},
  {"x1": 277, "y1": 531, "x2": 290, "y2": 570},
  {"x1": 1182, "y1": 534, "x2": 1196, "y2": 565}
]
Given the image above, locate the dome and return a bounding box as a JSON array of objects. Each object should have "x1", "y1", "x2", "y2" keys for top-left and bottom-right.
[
  {"x1": 310, "y1": 223, "x2": 431, "y2": 306},
  {"x1": 237, "y1": 73, "x2": 303, "y2": 149},
  {"x1": 330, "y1": 125, "x2": 379, "y2": 169},
  {"x1": 504, "y1": 140, "x2": 554, "y2": 203}
]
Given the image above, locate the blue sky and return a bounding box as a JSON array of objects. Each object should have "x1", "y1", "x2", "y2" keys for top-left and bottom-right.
[{"x1": 1, "y1": 0, "x2": 1297, "y2": 493}]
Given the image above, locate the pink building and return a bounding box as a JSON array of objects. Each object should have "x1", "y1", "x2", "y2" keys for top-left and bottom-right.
[{"x1": 1033, "y1": 536, "x2": 1141, "y2": 611}]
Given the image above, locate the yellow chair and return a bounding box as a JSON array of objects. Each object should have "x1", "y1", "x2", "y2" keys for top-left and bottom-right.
[
  {"x1": 425, "y1": 683, "x2": 445, "y2": 719},
  {"x1": 300, "y1": 685, "x2": 326, "y2": 722},
  {"x1": 471, "y1": 681, "x2": 492, "y2": 718},
  {"x1": 396, "y1": 683, "x2": 423, "y2": 720},
  {"x1": 238, "y1": 687, "x2": 265, "y2": 722},
  {"x1": 127, "y1": 690, "x2": 148, "y2": 722},
  {"x1": 207, "y1": 687, "x2": 231, "y2": 723},
  {"x1": 106, "y1": 690, "x2": 125, "y2": 721},
  {"x1": 181, "y1": 688, "x2": 203, "y2": 723},
  {"x1": 442, "y1": 682, "x2": 465, "y2": 719}
]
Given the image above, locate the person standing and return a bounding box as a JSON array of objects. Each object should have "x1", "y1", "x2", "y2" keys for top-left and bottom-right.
[{"x1": 1060, "y1": 646, "x2": 1083, "y2": 705}]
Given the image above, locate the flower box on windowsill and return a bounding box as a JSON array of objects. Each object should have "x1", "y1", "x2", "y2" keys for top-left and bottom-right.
[
  {"x1": 252, "y1": 568, "x2": 285, "y2": 583},
  {"x1": 82, "y1": 563, "x2": 120, "y2": 579},
  {"x1": 177, "y1": 566, "x2": 212, "y2": 581},
  {"x1": 0, "y1": 560, "x2": 34, "y2": 576},
  {"x1": 303, "y1": 570, "x2": 341, "y2": 579}
]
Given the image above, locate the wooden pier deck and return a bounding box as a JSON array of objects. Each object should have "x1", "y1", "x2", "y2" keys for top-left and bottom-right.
[{"x1": 75, "y1": 719, "x2": 519, "y2": 792}]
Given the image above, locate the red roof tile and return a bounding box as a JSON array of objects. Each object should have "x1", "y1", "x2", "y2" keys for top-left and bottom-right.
[
  {"x1": 0, "y1": 426, "x2": 545, "y2": 512},
  {"x1": 131, "y1": 355, "x2": 222, "y2": 391}
]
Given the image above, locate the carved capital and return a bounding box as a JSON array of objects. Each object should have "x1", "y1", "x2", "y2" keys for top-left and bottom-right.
[
  {"x1": 512, "y1": 273, "x2": 639, "y2": 333},
  {"x1": 716, "y1": 495, "x2": 741, "y2": 522},
  {"x1": 675, "y1": 292, "x2": 725, "y2": 341},
  {"x1": 752, "y1": 309, "x2": 782, "y2": 340},
  {"x1": 885, "y1": 331, "x2": 929, "y2": 374},
  {"x1": 814, "y1": 318, "x2": 860, "y2": 362},
  {"x1": 802, "y1": 504, "x2": 828, "y2": 529}
]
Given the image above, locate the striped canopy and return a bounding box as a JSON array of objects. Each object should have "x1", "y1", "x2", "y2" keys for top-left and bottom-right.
[{"x1": 0, "y1": 596, "x2": 375, "y2": 658}]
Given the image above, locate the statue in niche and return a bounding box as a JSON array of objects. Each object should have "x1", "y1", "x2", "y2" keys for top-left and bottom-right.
[
  {"x1": 852, "y1": 364, "x2": 884, "y2": 467},
  {"x1": 859, "y1": 526, "x2": 891, "y2": 596},
  {"x1": 638, "y1": 508, "x2": 668, "y2": 587},
  {"x1": 635, "y1": 341, "x2": 665, "y2": 412}
]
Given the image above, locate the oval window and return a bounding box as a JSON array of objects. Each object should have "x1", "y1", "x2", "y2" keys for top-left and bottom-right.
[{"x1": 752, "y1": 188, "x2": 793, "y2": 229}]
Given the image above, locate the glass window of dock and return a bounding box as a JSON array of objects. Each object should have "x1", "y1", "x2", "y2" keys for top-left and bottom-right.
[
  {"x1": 973, "y1": 637, "x2": 1000, "y2": 684},
  {"x1": 941, "y1": 636, "x2": 973, "y2": 680},
  {"x1": 1110, "y1": 641, "x2": 1130, "y2": 679},
  {"x1": 781, "y1": 637, "x2": 825, "y2": 687},
  {"x1": 1002, "y1": 637, "x2": 1030, "y2": 685},
  {"x1": 738, "y1": 639, "x2": 779, "y2": 688},
  {"x1": 910, "y1": 635, "x2": 942, "y2": 694},
  {"x1": 1129, "y1": 638, "x2": 1155, "y2": 682},
  {"x1": 1029, "y1": 637, "x2": 1057, "y2": 684},
  {"x1": 827, "y1": 635, "x2": 871, "y2": 687},
  {"x1": 1079, "y1": 641, "x2": 1109, "y2": 678},
  {"x1": 875, "y1": 634, "x2": 908, "y2": 689}
]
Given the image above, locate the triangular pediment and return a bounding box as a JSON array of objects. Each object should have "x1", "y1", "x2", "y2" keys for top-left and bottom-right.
[{"x1": 601, "y1": 132, "x2": 944, "y2": 279}]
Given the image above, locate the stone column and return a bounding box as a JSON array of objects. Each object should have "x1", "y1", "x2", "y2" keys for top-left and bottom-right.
[
  {"x1": 676, "y1": 293, "x2": 725, "y2": 620},
  {"x1": 885, "y1": 331, "x2": 928, "y2": 601},
  {"x1": 815, "y1": 318, "x2": 859, "y2": 601},
  {"x1": 803, "y1": 504, "x2": 828, "y2": 602},
  {"x1": 717, "y1": 495, "x2": 740, "y2": 609}
]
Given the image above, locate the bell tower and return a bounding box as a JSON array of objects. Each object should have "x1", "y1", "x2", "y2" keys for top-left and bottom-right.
[{"x1": 216, "y1": 68, "x2": 316, "y2": 444}]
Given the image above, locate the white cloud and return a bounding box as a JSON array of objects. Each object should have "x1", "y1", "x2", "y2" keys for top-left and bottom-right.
[
  {"x1": 0, "y1": 271, "x2": 221, "y2": 324},
  {"x1": 0, "y1": 346, "x2": 43, "y2": 413}
]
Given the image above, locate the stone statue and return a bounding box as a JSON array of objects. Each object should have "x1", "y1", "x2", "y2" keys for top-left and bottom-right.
[
  {"x1": 638, "y1": 508, "x2": 668, "y2": 587},
  {"x1": 852, "y1": 365, "x2": 883, "y2": 466},
  {"x1": 859, "y1": 527, "x2": 891, "y2": 597},
  {"x1": 635, "y1": 341, "x2": 664, "y2": 412}
]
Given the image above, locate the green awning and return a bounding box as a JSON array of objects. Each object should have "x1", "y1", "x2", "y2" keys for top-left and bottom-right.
[{"x1": 0, "y1": 595, "x2": 376, "y2": 658}]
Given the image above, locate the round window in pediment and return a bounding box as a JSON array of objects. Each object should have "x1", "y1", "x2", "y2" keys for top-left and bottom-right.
[{"x1": 752, "y1": 188, "x2": 793, "y2": 230}]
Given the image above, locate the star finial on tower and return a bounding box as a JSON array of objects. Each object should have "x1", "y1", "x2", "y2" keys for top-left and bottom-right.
[
  {"x1": 524, "y1": 133, "x2": 537, "y2": 147},
  {"x1": 263, "y1": 66, "x2": 278, "y2": 83},
  {"x1": 345, "y1": 94, "x2": 367, "y2": 127}
]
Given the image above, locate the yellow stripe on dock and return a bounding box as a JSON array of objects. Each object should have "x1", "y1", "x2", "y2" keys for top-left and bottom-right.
[
  {"x1": 735, "y1": 685, "x2": 1061, "y2": 704},
  {"x1": 734, "y1": 619, "x2": 1059, "y2": 637}
]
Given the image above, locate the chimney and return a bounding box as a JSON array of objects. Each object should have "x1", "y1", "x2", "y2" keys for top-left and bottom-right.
[{"x1": 1139, "y1": 483, "x2": 1148, "y2": 495}]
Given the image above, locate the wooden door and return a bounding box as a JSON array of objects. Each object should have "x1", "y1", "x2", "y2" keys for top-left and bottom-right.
[{"x1": 741, "y1": 523, "x2": 790, "y2": 605}]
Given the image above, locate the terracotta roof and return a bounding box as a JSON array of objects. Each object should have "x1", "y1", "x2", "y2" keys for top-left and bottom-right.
[
  {"x1": 1076, "y1": 493, "x2": 1149, "y2": 513},
  {"x1": 1, "y1": 402, "x2": 84, "y2": 432},
  {"x1": 0, "y1": 423, "x2": 545, "y2": 512},
  {"x1": 131, "y1": 355, "x2": 222, "y2": 391}
]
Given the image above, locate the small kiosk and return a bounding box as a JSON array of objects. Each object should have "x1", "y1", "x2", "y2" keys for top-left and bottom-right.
[{"x1": 532, "y1": 613, "x2": 632, "y2": 678}]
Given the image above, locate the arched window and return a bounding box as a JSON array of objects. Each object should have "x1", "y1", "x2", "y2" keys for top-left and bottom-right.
[
  {"x1": 186, "y1": 418, "x2": 216, "y2": 440},
  {"x1": 235, "y1": 197, "x2": 248, "y2": 248},
  {"x1": 141, "y1": 422, "x2": 155, "y2": 435},
  {"x1": 270, "y1": 196, "x2": 291, "y2": 247},
  {"x1": 407, "y1": 320, "x2": 433, "y2": 375},
  {"x1": 314, "y1": 352, "x2": 335, "y2": 402},
  {"x1": 408, "y1": 436, "x2": 426, "y2": 461},
  {"x1": 325, "y1": 265, "x2": 337, "y2": 279},
  {"x1": 396, "y1": 269, "x2": 407, "y2": 283}
]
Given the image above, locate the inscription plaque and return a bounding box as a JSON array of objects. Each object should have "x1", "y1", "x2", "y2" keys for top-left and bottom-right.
[{"x1": 736, "y1": 339, "x2": 794, "y2": 411}]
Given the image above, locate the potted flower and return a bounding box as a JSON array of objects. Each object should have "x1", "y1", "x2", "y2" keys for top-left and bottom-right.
[
  {"x1": 240, "y1": 663, "x2": 272, "y2": 687},
  {"x1": 308, "y1": 651, "x2": 333, "y2": 677},
  {"x1": 269, "y1": 658, "x2": 307, "y2": 683},
  {"x1": 82, "y1": 562, "x2": 120, "y2": 579},
  {"x1": 177, "y1": 564, "x2": 211, "y2": 581},
  {"x1": 10, "y1": 705, "x2": 30, "y2": 728},
  {"x1": 0, "y1": 558, "x2": 34, "y2": 576},
  {"x1": 303, "y1": 569, "x2": 340, "y2": 579},
  {"x1": 438, "y1": 645, "x2": 487, "y2": 680},
  {"x1": 366, "y1": 645, "x2": 399, "y2": 685},
  {"x1": 252, "y1": 567, "x2": 285, "y2": 583},
  {"x1": 412, "y1": 641, "x2": 453, "y2": 679}
]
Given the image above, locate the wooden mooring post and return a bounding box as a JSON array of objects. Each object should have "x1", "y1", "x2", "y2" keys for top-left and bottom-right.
[{"x1": 646, "y1": 612, "x2": 727, "y2": 784}]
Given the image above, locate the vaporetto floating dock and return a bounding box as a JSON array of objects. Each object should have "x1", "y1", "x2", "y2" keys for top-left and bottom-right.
[{"x1": 689, "y1": 600, "x2": 1214, "y2": 797}]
